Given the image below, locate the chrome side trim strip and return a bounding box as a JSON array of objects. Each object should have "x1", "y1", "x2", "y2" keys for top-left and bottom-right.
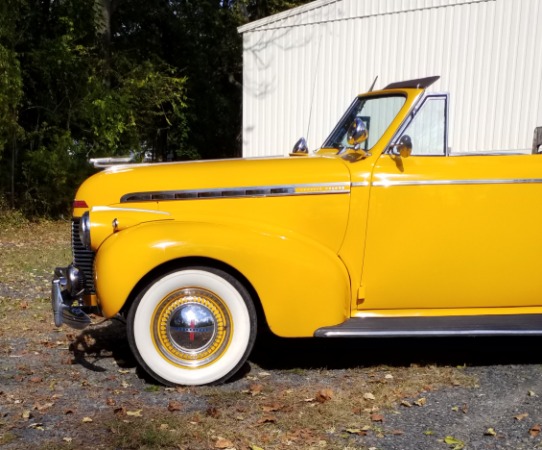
[
  {"x1": 351, "y1": 181, "x2": 371, "y2": 187},
  {"x1": 121, "y1": 182, "x2": 350, "y2": 203},
  {"x1": 92, "y1": 205, "x2": 171, "y2": 215},
  {"x1": 372, "y1": 178, "x2": 542, "y2": 187}
]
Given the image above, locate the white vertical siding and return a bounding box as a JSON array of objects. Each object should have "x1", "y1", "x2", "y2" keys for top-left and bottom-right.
[{"x1": 240, "y1": 0, "x2": 542, "y2": 157}]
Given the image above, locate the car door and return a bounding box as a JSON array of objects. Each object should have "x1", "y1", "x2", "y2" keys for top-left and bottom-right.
[{"x1": 360, "y1": 94, "x2": 542, "y2": 311}]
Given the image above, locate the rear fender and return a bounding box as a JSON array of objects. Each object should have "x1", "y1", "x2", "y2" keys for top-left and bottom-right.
[{"x1": 94, "y1": 220, "x2": 351, "y2": 337}]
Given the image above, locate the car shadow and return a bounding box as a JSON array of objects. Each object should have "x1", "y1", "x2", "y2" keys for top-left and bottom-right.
[
  {"x1": 250, "y1": 333, "x2": 542, "y2": 371},
  {"x1": 68, "y1": 319, "x2": 542, "y2": 381},
  {"x1": 69, "y1": 318, "x2": 137, "y2": 373}
]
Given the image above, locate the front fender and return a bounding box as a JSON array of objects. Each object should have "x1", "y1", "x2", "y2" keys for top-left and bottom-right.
[{"x1": 94, "y1": 220, "x2": 351, "y2": 337}]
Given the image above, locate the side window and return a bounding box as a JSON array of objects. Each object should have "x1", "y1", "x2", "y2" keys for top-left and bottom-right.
[{"x1": 401, "y1": 96, "x2": 447, "y2": 156}]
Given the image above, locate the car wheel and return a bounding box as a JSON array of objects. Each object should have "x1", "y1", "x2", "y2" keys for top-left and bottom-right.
[{"x1": 127, "y1": 267, "x2": 257, "y2": 386}]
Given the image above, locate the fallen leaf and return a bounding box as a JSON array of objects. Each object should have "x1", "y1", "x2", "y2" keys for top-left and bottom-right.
[
  {"x1": 250, "y1": 445, "x2": 265, "y2": 450},
  {"x1": 401, "y1": 400, "x2": 412, "y2": 407},
  {"x1": 363, "y1": 392, "x2": 375, "y2": 401},
  {"x1": 461, "y1": 403, "x2": 469, "y2": 414},
  {"x1": 82, "y1": 417, "x2": 93, "y2": 423},
  {"x1": 384, "y1": 374, "x2": 394, "y2": 379},
  {"x1": 63, "y1": 437, "x2": 73, "y2": 443},
  {"x1": 22, "y1": 410, "x2": 32, "y2": 420},
  {"x1": 258, "y1": 371, "x2": 271, "y2": 377},
  {"x1": 484, "y1": 428, "x2": 497, "y2": 436},
  {"x1": 29, "y1": 376, "x2": 43, "y2": 383},
  {"x1": 34, "y1": 402, "x2": 54, "y2": 411},
  {"x1": 262, "y1": 403, "x2": 284, "y2": 412},
  {"x1": 444, "y1": 435, "x2": 465, "y2": 449},
  {"x1": 257, "y1": 414, "x2": 277, "y2": 425},
  {"x1": 249, "y1": 384, "x2": 263, "y2": 396},
  {"x1": 126, "y1": 409, "x2": 142, "y2": 417},
  {"x1": 168, "y1": 401, "x2": 182, "y2": 412},
  {"x1": 515, "y1": 413, "x2": 529, "y2": 421},
  {"x1": 528, "y1": 390, "x2": 538, "y2": 397},
  {"x1": 206, "y1": 406, "x2": 220, "y2": 418},
  {"x1": 423, "y1": 430, "x2": 434, "y2": 436},
  {"x1": 530, "y1": 424, "x2": 541, "y2": 438},
  {"x1": 316, "y1": 389, "x2": 333, "y2": 403},
  {"x1": 370, "y1": 413, "x2": 384, "y2": 422},
  {"x1": 345, "y1": 428, "x2": 367, "y2": 436},
  {"x1": 414, "y1": 397, "x2": 426, "y2": 407},
  {"x1": 215, "y1": 437, "x2": 234, "y2": 449}
]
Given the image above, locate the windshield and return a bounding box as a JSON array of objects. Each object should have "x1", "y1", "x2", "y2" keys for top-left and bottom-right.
[{"x1": 322, "y1": 95, "x2": 406, "y2": 150}]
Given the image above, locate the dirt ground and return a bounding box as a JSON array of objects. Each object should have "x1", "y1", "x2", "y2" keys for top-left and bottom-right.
[{"x1": 1, "y1": 221, "x2": 542, "y2": 450}]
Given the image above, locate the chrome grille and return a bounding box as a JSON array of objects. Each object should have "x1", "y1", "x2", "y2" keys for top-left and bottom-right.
[{"x1": 72, "y1": 218, "x2": 96, "y2": 294}]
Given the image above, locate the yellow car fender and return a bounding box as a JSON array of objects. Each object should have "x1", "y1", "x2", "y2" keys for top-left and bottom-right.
[{"x1": 94, "y1": 220, "x2": 351, "y2": 337}]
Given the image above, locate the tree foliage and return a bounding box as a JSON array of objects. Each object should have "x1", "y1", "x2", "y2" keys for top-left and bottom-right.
[{"x1": 0, "y1": 0, "x2": 310, "y2": 217}]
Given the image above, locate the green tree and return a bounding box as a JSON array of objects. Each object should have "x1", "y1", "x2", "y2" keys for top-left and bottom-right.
[
  {"x1": 0, "y1": 0, "x2": 310, "y2": 217},
  {"x1": 11, "y1": 0, "x2": 189, "y2": 216},
  {"x1": 0, "y1": 0, "x2": 24, "y2": 208}
]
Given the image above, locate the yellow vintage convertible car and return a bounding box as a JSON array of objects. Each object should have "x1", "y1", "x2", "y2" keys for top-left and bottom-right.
[{"x1": 52, "y1": 76, "x2": 542, "y2": 386}]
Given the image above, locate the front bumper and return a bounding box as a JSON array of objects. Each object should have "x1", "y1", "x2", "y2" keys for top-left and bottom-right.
[{"x1": 51, "y1": 265, "x2": 92, "y2": 330}]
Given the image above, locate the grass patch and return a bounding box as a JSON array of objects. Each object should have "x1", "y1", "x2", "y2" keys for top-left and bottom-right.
[
  {"x1": 0, "y1": 203, "x2": 28, "y2": 230},
  {"x1": 0, "y1": 220, "x2": 70, "y2": 308},
  {"x1": 109, "y1": 416, "x2": 188, "y2": 449},
  {"x1": 0, "y1": 220, "x2": 71, "y2": 277}
]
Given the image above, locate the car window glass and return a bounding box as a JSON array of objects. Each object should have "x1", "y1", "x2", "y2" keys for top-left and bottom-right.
[
  {"x1": 402, "y1": 97, "x2": 446, "y2": 155},
  {"x1": 323, "y1": 95, "x2": 406, "y2": 151}
]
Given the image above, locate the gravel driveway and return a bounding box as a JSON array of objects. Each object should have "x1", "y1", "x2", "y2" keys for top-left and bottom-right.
[{"x1": 2, "y1": 305, "x2": 542, "y2": 450}]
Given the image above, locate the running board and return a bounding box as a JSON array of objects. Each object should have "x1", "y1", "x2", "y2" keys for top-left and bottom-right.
[{"x1": 314, "y1": 315, "x2": 542, "y2": 338}]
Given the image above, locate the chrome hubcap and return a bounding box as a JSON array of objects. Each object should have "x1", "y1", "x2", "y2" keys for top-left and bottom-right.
[{"x1": 153, "y1": 288, "x2": 231, "y2": 368}]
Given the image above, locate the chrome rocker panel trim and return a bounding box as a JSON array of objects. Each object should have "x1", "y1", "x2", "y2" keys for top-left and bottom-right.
[{"x1": 314, "y1": 315, "x2": 542, "y2": 338}]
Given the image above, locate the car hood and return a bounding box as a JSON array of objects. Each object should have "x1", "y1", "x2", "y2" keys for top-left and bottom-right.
[{"x1": 74, "y1": 155, "x2": 351, "y2": 213}]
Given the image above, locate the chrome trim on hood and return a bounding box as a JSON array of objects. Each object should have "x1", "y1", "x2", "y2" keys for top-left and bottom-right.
[{"x1": 120, "y1": 182, "x2": 350, "y2": 203}]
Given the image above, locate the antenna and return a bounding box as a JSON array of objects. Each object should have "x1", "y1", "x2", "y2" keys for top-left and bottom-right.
[
  {"x1": 368, "y1": 76, "x2": 379, "y2": 92},
  {"x1": 305, "y1": 29, "x2": 323, "y2": 146}
]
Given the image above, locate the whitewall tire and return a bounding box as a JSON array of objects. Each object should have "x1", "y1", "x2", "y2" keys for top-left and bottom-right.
[{"x1": 127, "y1": 267, "x2": 257, "y2": 386}]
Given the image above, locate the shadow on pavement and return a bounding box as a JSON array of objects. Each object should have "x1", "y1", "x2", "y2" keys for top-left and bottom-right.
[
  {"x1": 68, "y1": 318, "x2": 542, "y2": 377},
  {"x1": 250, "y1": 334, "x2": 542, "y2": 371},
  {"x1": 69, "y1": 318, "x2": 137, "y2": 372}
]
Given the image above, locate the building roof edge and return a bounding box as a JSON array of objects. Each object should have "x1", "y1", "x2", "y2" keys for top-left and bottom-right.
[{"x1": 237, "y1": 0, "x2": 338, "y2": 33}]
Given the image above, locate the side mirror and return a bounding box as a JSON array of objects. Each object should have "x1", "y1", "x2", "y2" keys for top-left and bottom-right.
[
  {"x1": 347, "y1": 117, "x2": 369, "y2": 148},
  {"x1": 390, "y1": 135, "x2": 413, "y2": 158},
  {"x1": 290, "y1": 137, "x2": 309, "y2": 156},
  {"x1": 533, "y1": 127, "x2": 542, "y2": 154}
]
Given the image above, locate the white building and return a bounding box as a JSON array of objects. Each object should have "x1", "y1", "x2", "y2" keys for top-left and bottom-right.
[{"x1": 238, "y1": 0, "x2": 542, "y2": 157}]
